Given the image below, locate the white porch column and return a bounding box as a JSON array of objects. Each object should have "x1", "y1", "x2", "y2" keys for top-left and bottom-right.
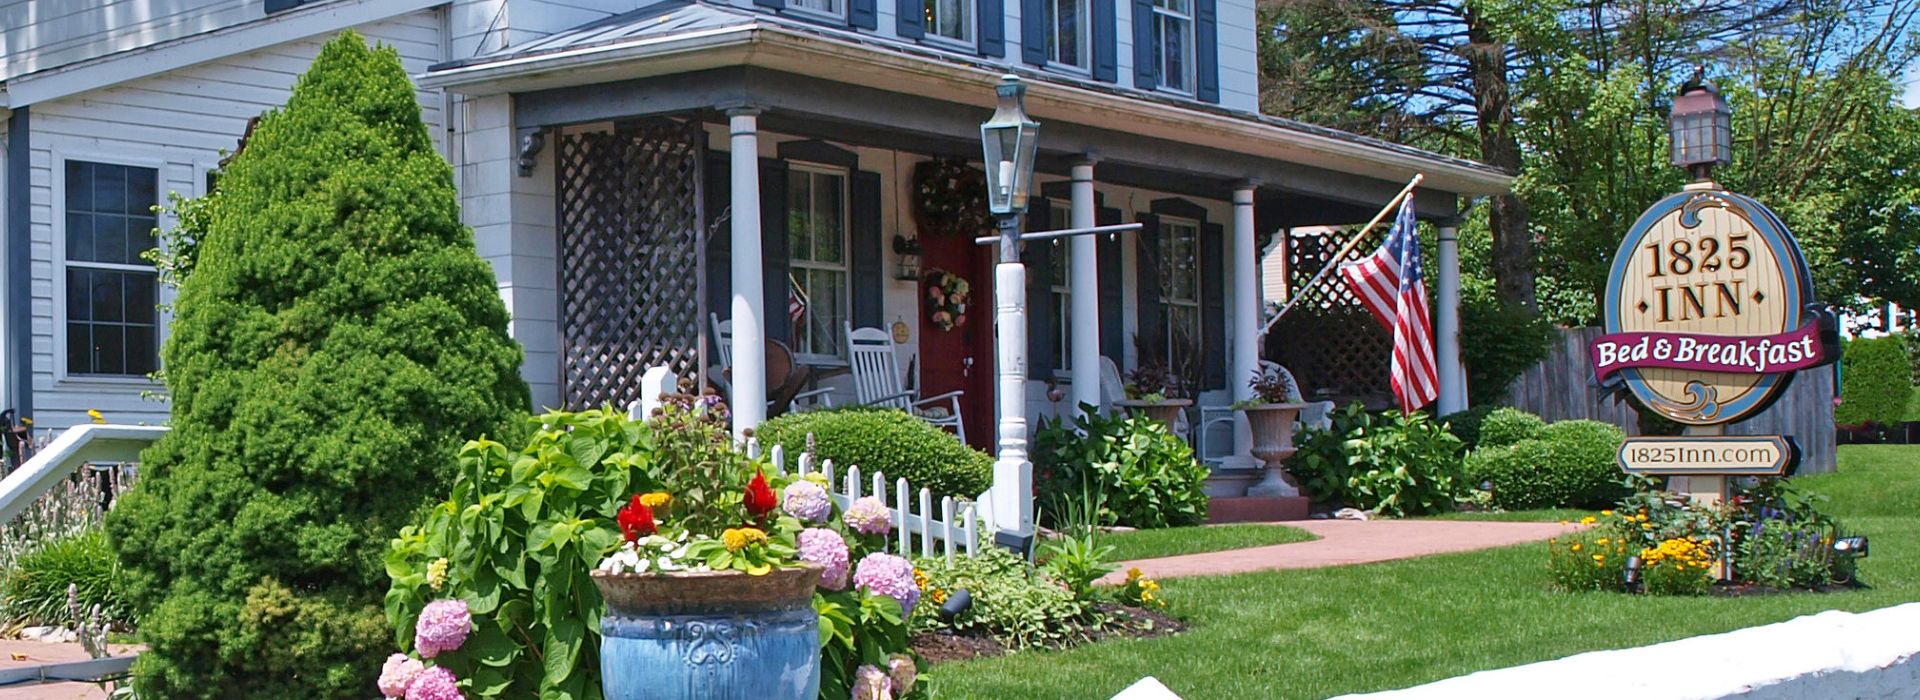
[
  {"x1": 1435, "y1": 223, "x2": 1466, "y2": 414},
  {"x1": 728, "y1": 108, "x2": 767, "y2": 440},
  {"x1": 1226, "y1": 183, "x2": 1261, "y2": 469},
  {"x1": 1069, "y1": 161, "x2": 1101, "y2": 415}
]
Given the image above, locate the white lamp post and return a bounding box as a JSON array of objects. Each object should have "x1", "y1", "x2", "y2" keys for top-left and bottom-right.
[{"x1": 981, "y1": 75, "x2": 1040, "y2": 542}]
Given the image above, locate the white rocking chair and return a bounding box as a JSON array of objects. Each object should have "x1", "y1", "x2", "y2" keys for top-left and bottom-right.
[
  {"x1": 845, "y1": 323, "x2": 965, "y2": 441},
  {"x1": 711, "y1": 314, "x2": 835, "y2": 411}
]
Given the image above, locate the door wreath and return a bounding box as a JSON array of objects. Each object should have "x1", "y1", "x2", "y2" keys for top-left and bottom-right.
[{"x1": 924, "y1": 269, "x2": 971, "y2": 331}]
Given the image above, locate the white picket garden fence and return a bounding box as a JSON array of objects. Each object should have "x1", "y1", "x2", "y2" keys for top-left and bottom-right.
[{"x1": 745, "y1": 437, "x2": 981, "y2": 564}]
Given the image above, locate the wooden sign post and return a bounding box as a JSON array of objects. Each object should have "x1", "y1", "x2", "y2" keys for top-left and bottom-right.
[{"x1": 1593, "y1": 179, "x2": 1837, "y2": 505}]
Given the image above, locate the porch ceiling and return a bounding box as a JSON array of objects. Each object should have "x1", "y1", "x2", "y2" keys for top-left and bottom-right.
[{"x1": 421, "y1": 2, "x2": 1512, "y2": 223}]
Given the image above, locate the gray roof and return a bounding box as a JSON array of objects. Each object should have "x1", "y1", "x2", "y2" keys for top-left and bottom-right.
[{"x1": 431, "y1": 0, "x2": 1509, "y2": 181}]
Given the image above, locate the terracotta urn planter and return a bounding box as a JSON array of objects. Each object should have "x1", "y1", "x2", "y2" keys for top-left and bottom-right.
[
  {"x1": 1115, "y1": 398, "x2": 1193, "y2": 430},
  {"x1": 1240, "y1": 402, "x2": 1307, "y2": 497},
  {"x1": 592, "y1": 565, "x2": 823, "y2": 700}
]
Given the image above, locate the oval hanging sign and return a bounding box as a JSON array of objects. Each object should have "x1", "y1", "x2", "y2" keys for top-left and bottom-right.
[{"x1": 1595, "y1": 187, "x2": 1829, "y2": 426}]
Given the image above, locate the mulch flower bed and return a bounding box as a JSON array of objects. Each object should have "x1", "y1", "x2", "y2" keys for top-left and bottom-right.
[{"x1": 912, "y1": 603, "x2": 1187, "y2": 665}]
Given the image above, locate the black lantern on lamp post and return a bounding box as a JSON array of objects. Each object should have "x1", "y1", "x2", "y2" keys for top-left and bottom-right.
[
  {"x1": 980, "y1": 74, "x2": 1040, "y2": 259},
  {"x1": 1669, "y1": 75, "x2": 1731, "y2": 182}
]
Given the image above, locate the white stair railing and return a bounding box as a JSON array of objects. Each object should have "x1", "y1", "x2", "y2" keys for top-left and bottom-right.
[{"x1": 0, "y1": 424, "x2": 166, "y2": 526}]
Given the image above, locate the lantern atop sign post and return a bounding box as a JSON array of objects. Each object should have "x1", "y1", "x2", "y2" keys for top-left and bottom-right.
[
  {"x1": 980, "y1": 74, "x2": 1039, "y2": 216},
  {"x1": 1669, "y1": 76, "x2": 1731, "y2": 182}
]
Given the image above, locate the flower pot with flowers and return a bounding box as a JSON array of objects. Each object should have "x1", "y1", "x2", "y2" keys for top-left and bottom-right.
[
  {"x1": 1231, "y1": 364, "x2": 1308, "y2": 498},
  {"x1": 1113, "y1": 362, "x2": 1192, "y2": 428}
]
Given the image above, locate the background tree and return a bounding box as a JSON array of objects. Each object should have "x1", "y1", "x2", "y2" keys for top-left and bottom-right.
[{"x1": 106, "y1": 32, "x2": 529, "y2": 698}]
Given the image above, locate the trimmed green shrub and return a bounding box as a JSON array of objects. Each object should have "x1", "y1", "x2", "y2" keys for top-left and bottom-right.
[
  {"x1": 1, "y1": 528, "x2": 126, "y2": 628},
  {"x1": 1460, "y1": 278, "x2": 1555, "y2": 407},
  {"x1": 1285, "y1": 403, "x2": 1467, "y2": 517},
  {"x1": 1033, "y1": 410, "x2": 1210, "y2": 528},
  {"x1": 1468, "y1": 419, "x2": 1628, "y2": 509},
  {"x1": 1438, "y1": 405, "x2": 1500, "y2": 450},
  {"x1": 1478, "y1": 407, "x2": 1547, "y2": 448},
  {"x1": 757, "y1": 406, "x2": 993, "y2": 499},
  {"x1": 1836, "y1": 336, "x2": 1913, "y2": 427},
  {"x1": 105, "y1": 33, "x2": 529, "y2": 698}
]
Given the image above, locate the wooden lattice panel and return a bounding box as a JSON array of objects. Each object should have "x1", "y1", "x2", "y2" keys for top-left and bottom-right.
[
  {"x1": 1268, "y1": 228, "x2": 1392, "y2": 404},
  {"x1": 556, "y1": 120, "x2": 705, "y2": 409}
]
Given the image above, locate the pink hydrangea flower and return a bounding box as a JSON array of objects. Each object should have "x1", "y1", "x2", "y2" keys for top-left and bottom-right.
[
  {"x1": 887, "y1": 653, "x2": 917, "y2": 695},
  {"x1": 414, "y1": 599, "x2": 472, "y2": 658},
  {"x1": 378, "y1": 653, "x2": 423, "y2": 697},
  {"x1": 852, "y1": 552, "x2": 919, "y2": 612},
  {"x1": 405, "y1": 666, "x2": 464, "y2": 700},
  {"x1": 783, "y1": 480, "x2": 833, "y2": 522},
  {"x1": 843, "y1": 496, "x2": 891, "y2": 536},
  {"x1": 798, "y1": 528, "x2": 851, "y2": 590},
  {"x1": 851, "y1": 663, "x2": 893, "y2": 700}
]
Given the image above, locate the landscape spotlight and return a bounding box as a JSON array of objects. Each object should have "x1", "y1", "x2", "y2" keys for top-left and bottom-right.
[
  {"x1": 938, "y1": 587, "x2": 973, "y2": 623},
  {"x1": 1624, "y1": 555, "x2": 1643, "y2": 593},
  {"x1": 1832, "y1": 536, "x2": 1869, "y2": 558}
]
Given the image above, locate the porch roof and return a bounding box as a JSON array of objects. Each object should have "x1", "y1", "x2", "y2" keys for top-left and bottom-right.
[{"x1": 420, "y1": 0, "x2": 1513, "y2": 220}]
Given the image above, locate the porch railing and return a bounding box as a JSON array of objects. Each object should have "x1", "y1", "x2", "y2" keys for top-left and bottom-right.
[{"x1": 747, "y1": 438, "x2": 981, "y2": 563}]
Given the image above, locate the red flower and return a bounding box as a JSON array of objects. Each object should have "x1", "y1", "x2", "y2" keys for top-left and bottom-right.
[
  {"x1": 744, "y1": 470, "x2": 778, "y2": 521},
  {"x1": 617, "y1": 495, "x2": 656, "y2": 543}
]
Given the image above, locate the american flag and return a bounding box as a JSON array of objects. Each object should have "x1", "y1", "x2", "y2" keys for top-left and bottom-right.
[
  {"x1": 1337, "y1": 193, "x2": 1438, "y2": 413},
  {"x1": 788, "y1": 274, "x2": 809, "y2": 324}
]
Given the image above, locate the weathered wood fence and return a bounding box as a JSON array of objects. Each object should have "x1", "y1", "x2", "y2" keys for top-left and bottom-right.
[{"x1": 1505, "y1": 327, "x2": 1838, "y2": 474}]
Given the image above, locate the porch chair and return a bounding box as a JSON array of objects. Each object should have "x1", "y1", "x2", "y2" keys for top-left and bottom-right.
[
  {"x1": 845, "y1": 323, "x2": 965, "y2": 441},
  {"x1": 710, "y1": 313, "x2": 835, "y2": 412}
]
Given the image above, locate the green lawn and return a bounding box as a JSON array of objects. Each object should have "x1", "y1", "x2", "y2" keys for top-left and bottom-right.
[
  {"x1": 1093, "y1": 524, "x2": 1318, "y2": 562},
  {"x1": 927, "y1": 445, "x2": 1920, "y2": 699}
]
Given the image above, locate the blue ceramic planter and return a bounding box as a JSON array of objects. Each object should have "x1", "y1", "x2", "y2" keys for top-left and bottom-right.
[{"x1": 593, "y1": 567, "x2": 822, "y2": 700}]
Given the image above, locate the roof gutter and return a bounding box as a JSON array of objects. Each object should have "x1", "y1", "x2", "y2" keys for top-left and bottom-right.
[{"x1": 420, "y1": 24, "x2": 1513, "y2": 196}]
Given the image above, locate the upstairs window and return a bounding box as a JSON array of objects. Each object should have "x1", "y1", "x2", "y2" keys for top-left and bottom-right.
[
  {"x1": 791, "y1": 0, "x2": 848, "y2": 20},
  {"x1": 64, "y1": 161, "x2": 159, "y2": 379},
  {"x1": 1045, "y1": 0, "x2": 1089, "y2": 69},
  {"x1": 924, "y1": 0, "x2": 974, "y2": 44},
  {"x1": 1151, "y1": 0, "x2": 1194, "y2": 93}
]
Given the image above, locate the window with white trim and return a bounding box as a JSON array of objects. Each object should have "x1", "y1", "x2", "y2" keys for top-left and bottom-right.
[
  {"x1": 924, "y1": 0, "x2": 974, "y2": 43},
  {"x1": 64, "y1": 160, "x2": 159, "y2": 378},
  {"x1": 1048, "y1": 202, "x2": 1073, "y2": 372},
  {"x1": 1045, "y1": 0, "x2": 1090, "y2": 69},
  {"x1": 787, "y1": 164, "x2": 851, "y2": 361},
  {"x1": 1156, "y1": 217, "x2": 1200, "y2": 379},
  {"x1": 790, "y1": 0, "x2": 847, "y2": 20},
  {"x1": 1151, "y1": 0, "x2": 1195, "y2": 92}
]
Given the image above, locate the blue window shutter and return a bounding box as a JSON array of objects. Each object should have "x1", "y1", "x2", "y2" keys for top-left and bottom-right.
[
  {"x1": 757, "y1": 0, "x2": 786, "y2": 10},
  {"x1": 1092, "y1": 0, "x2": 1118, "y2": 81},
  {"x1": 1021, "y1": 0, "x2": 1049, "y2": 65},
  {"x1": 265, "y1": 0, "x2": 310, "y2": 13},
  {"x1": 1200, "y1": 222, "x2": 1225, "y2": 388},
  {"x1": 898, "y1": 0, "x2": 925, "y2": 38},
  {"x1": 1195, "y1": 0, "x2": 1218, "y2": 102},
  {"x1": 760, "y1": 159, "x2": 791, "y2": 345},
  {"x1": 1098, "y1": 207, "x2": 1124, "y2": 361},
  {"x1": 851, "y1": 0, "x2": 878, "y2": 29},
  {"x1": 1026, "y1": 200, "x2": 1057, "y2": 378},
  {"x1": 979, "y1": 0, "x2": 1006, "y2": 57},
  {"x1": 1132, "y1": 0, "x2": 1156, "y2": 89},
  {"x1": 1134, "y1": 214, "x2": 1163, "y2": 365},
  {"x1": 851, "y1": 171, "x2": 884, "y2": 328},
  {"x1": 704, "y1": 150, "x2": 733, "y2": 331}
]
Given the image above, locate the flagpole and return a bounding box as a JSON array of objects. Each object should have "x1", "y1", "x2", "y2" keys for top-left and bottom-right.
[{"x1": 1261, "y1": 173, "x2": 1423, "y2": 335}]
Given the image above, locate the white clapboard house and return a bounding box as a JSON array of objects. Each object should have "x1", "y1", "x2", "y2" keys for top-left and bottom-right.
[{"x1": 0, "y1": 0, "x2": 1511, "y2": 496}]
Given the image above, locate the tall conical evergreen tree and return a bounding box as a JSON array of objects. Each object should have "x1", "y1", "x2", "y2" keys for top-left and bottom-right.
[{"x1": 106, "y1": 32, "x2": 529, "y2": 698}]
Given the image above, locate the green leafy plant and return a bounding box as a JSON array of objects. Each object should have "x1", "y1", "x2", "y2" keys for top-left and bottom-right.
[
  {"x1": 1284, "y1": 403, "x2": 1467, "y2": 516},
  {"x1": 1546, "y1": 528, "x2": 1632, "y2": 592},
  {"x1": 1034, "y1": 408, "x2": 1210, "y2": 528},
  {"x1": 1458, "y1": 278, "x2": 1555, "y2": 407},
  {"x1": 910, "y1": 548, "x2": 1096, "y2": 649},
  {"x1": 1, "y1": 528, "x2": 127, "y2": 629},
  {"x1": 105, "y1": 32, "x2": 529, "y2": 699},
  {"x1": 1123, "y1": 362, "x2": 1175, "y2": 401},
  {"x1": 1438, "y1": 405, "x2": 1500, "y2": 450},
  {"x1": 1468, "y1": 420, "x2": 1629, "y2": 510},
  {"x1": 1477, "y1": 407, "x2": 1547, "y2": 448},
  {"x1": 1038, "y1": 532, "x2": 1117, "y2": 604},
  {"x1": 818, "y1": 589, "x2": 926, "y2": 700},
  {"x1": 1727, "y1": 478, "x2": 1849, "y2": 589},
  {"x1": 1836, "y1": 336, "x2": 1913, "y2": 428},
  {"x1": 756, "y1": 407, "x2": 992, "y2": 499}
]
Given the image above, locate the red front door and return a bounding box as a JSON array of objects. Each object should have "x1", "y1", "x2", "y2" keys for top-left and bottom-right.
[{"x1": 916, "y1": 232, "x2": 996, "y2": 451}]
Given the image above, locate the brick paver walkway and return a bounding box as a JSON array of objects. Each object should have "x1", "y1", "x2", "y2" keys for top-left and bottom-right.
[
  {"x1": 1099, "y1": 519, "x2": 1582, "y2": 584},
  {"x1": 0, "y1": 640, "x2": 137, "y2": 700}
]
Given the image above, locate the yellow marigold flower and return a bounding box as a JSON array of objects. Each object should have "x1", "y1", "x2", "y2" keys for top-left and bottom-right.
[
  {"x1": 1596, "y1": 538, "x2": 1609, "y2": 546},
  {"x1": 1143, "y1": 580, "x2": 1160, "y2": 593},
  {"x1": 930, "y1": 588, "x2": 948, "y2": 604},
  {"x1": 1601, "y1": 510, "x2": 1614, "y2": 516},
  {"x1": 722, "y1": 527, "x2": 768, "y2": 552},
  {"x1": 639, "y1": 492, "x2": 673, "y2": 509},
  {"x1": 426, "y1": 558, "x2": 449, "y2": 592},
  {"x1": 914, "y1": 568, "x2": 930, "y2": 590},
  {"x1": 1580, "y1": 516, "x2": 1597, "y2": 525},
  {"x1": 1128, "y1": 567, "x2": 1144, "y2": 581},
  {"x1": 1641, "y1": 523, "x2": 1654, "y2": 530},
  {"x1": 1592, "y1": 554, "x2": 1604, "y2": 562}
]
